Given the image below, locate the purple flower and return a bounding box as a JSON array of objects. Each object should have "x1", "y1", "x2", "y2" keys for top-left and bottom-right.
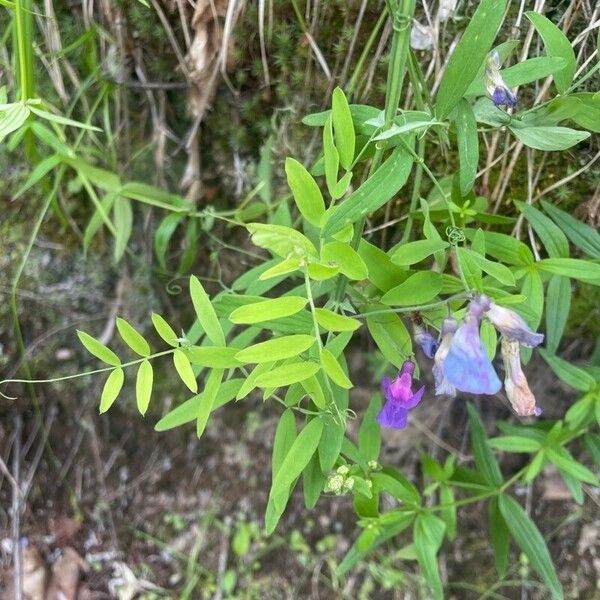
[
  {"x1": 485, "y1": 50, "x2": 517, "y2": 109},
  {"x1": 377, "y1": 359, "x2": 425, "y2": 429},
  {"x1": 501, "y1": 338, "x2": 541, "y2": 417},
  {"x1": 484, "y1": 300, "x2": 544, "y2": 348},
  {"x1": 433, "y1": 317, "x2": 457, "y2": 397},
  {"x1": 443, "y1": 297, "x2": 502, "y2": 395},
  {"x1": 491, "y1": 86, "x2": 517, "y2": 109},
  {"x1": 413, "y1": 324, "x2": 439, "y2": 358}
]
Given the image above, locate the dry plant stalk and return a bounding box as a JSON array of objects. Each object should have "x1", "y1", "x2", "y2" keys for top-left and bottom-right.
[{"x1": 181, "y1": 0, "x2": 245, "y2": 202}]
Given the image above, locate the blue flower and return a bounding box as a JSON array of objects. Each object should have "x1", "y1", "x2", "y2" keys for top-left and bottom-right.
[
  {"x1": 484, "y1": 300, "x2": 544, "y2": 347},
  {"x1": 485, "y1": 50, "x2": 517, "y2": 109},
  {"x1": 377, "y1": 359, "x2": 425, "y2": 429},
  {"x1": 501, "y1": 338, "x2": 541, "y2": 417},
  {"x1": 443, "y1": 297, "x2": 502, "y2": 395},
  {"x1": 413, "y1": 324, "x2": 439, "y2": 358},
  {"x1": 433, "y1": 317, "x2": 457, "y2": 397}
]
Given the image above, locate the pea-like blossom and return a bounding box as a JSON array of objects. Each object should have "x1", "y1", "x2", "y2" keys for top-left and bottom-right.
[
  {"x1": 413, "y1": 324, "x2": 439, "y2": 358},
  {"x1": 377, "y1": 359, "x2": 425, "y2": 429},
  {"x1": 443, "y1": 296, "x2": 502, "y2": 395},
  {"x1": 433, "y1": 317, "x2": 457, "y2": 397},
  {"x1": 500, "y1": 338, "x2": 542, "y2": 417},
  {"x1": 485, "y1": 50, "x2": 517, "y2": 109},
  {"x1": 484, "y1": 299, "x2": 544, "y2": 348}
]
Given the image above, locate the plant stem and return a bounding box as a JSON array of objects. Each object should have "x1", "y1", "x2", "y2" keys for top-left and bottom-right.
[
  {"x1": 332, "y1": 0, "x2": 416, "y2": 309},
  {"x1": 0, "y1": 350, "x2": 175, "y2": 398}
]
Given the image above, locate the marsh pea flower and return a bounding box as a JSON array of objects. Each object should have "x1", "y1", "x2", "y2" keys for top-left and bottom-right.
[
  {"x1": 433, "y1": 317, "x2": 457, "y2": 397},
  {"x1": 443, "y1": 296, "x2": 502, "y2": 395},
  {"x1": 501, "y1": 338, "x2": 542, "y2": 417},
  {"x1": 413, "y1": 323, "x2": 439, "y2": 359},
  {"x1": 485, "y1": 50, "x2": 517, "y2": 109},
  {"x1": 377, "y1": 359, "x2": 425, "y2": 430},
  {"x1": 484, "y1": 300, "x2": 544, "y2": 347}
]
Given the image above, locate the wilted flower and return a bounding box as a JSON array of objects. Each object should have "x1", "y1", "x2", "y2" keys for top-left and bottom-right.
[
  {"x1": 485, "y1": 50, "x2": 517, "y2": 109},
  {"x1": 413, "y1": 323, "x2": 439, "y2": 358},
  {"x1": 443, "y1": 296, "x2": 502, "y2": 395},
  {"x1": 377, "y1": 359, "x2": 425, "y2": 429},
  {"x1": 484, "y1": 299, "x2": 544, "y2": 347},
  {"x1": 501, "y1": 338, "x2": 542, "y2": 417},
  {"x1": 433, "y1": 317, "x2": 458, "y2": 397}
]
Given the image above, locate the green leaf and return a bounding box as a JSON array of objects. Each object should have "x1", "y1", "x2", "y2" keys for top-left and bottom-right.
[
  {"x1": 525, "y1": 11, "x2": 576, "y2": 93},
  {"x1": 545, "y1": 276, "x2": 571, "y2": 354},
  {"x1": 488, "y1": 497, "x2": 509, "y2": 576},
  {"x1": 285, "y1": 157, "x2": 326, "y2": 227},
  {"x1": 196, "y1": 368, "x2": 224, "y2": 438},
  {"x1": 367, "y1": 312, "x2": 412, "y2": 368},
  {"x1": 154, "y1": 379, "x2": 243, "y2": 431},
  {"x1": 273, "y1": 409, "x2": 297, "y2": 479},
  {"x1": 314, "y1": 308, "x2": 361, "y2": 332},
  {"x1": 259, "y1": 257, "x2": 302, "y2": 281},
  {"x1": 323, "y1": 116, "x2": 340, "y2": 199},
  {"x1": 321, "y1": 241, "x2": 368, "y2": 280},
  {"x1": 173, "y1": 349, "x2": 198, "y2": 393},
  {"x1": 184, "y1": 346, "x2": 241, "y2": 368},
  {"x1": 465, "y1": 229, "x2": 533, "y2": 266},
  {"x1": 390, "y1": 239, "x2": 449, "y2": 266},
  {"x1": 303, "y1": 453, "x2": 326, "y2": 509},
  {"x1": 235, "y1": 335, "x2": 315, "y2": 363},
  {"x1": 358, "y1": 393, "x2": 382, "y2": 462},
  {"x1": 29, "y1": 105, "x2": 102, "y2": 131},
  {"x1": 381, "y1": 271, "x2": 443, "y2": 305},
  {"x1": 537, "y1": 258, "x2": 600, "y2": 285},
  {"x1": 414, "y1": 514, "x2": 446, "y2": 600},
  {"x1": 546, "y1": 446, "x2": 599, "y2": 485},
  {"x1": 321, "y1": 144, "x2": 414, "y2": 237},
  {"x1": 541, "y1": 200, "x2": 600, "y2": 259},
  {"x1": 153, "y1": 213, "x2": 182, "y2": 270},
  {"x1": 307, "y1": 262, "x2": 339, "y2": 280},
  {"x1": 151, "y1": 313, "x2": 179, "y2": 347},
  {"x1": 323, "y1": 116, "x2": 340, "y2": 200},
  {"x1": 246, "y1": 223, "x2": 318, "y2": 258},
  {"x1": 99, "y1": 367, "x2": 124, "y2": 413},
  {"x1": 439, "y1": 485, "x2": 457, "y2": 540},
  {"x1": 116, "y1": 317, "x2": 151, "y2": 357},
  {"x1": 112, "y1": 197, "x2": 133, "y2": 262},
  {"x1": 332, "y1": 87, "x2": 355, "y2": 170},
  {"x1": 255, "y1": 361, "x2": 320, "y2": 388},
  {"x1": 229, "y1": 296, "x2": 308, "y2": 324},
  {"x1": 266, "y1": 418, "x2": 324, "y2": 534},
  {"x1": 77, "y1": 330, "x2": 121, "y2": 366},
  {"x1": 489, "y1": 436, "x2": 542, "y2": 452},
  {"x1": 435, "y1": 0, "x2": 508, "y2": 119},
  {"x1": 454, "y1": 99, "x2": 479, "y2": 196},
  {"x1": 509, "y1": 125, "x2": 590, "y2": 151},
  {"x1": 190, "y1": 276, "x2": 225, "y2": 346},
  {"x1": 0, "y1": 103, "x2": 31, "y2": 142},
  {"x1": 584, "y1": 433, "x2": 600, "y2": 468},
  {"x1": 136, "y1": 360, "x2": 153, "y2": 415},
  {"x1": 466, "y1": 403, "x2": 502, "y2": 488},
  {"x1": 459, "y1": 248, "x2": 515, "y2": 286},
  {"x1": 321, "y1": 348, "x2": 352, "y2": 389},
  {"x1": 372, "y1": 470, "x2": 420, "y2": 505},
  {"x1": 515, "y1": 201, "x2": 569, "y2": 257},
  {"x1": 498, "y1": 494, "x2": 563, "y2": 599},
  {"x1": 338, "y1": 512, "x2": 414, "y2": 575}
]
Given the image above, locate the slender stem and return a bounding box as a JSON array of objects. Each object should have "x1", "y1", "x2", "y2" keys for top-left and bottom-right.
[
  {"x1": 304, "y1": 269, "x2": 343, "y2": 423},
  {"x1": 0, "y1": 350, "x2": 175, "y2": 398},
  {"x1": 354, "y1": 293, "x2": 468, "y2": 320},
  {"x1": 400, "y1": 138, "x2": 425, "y2": 243}
]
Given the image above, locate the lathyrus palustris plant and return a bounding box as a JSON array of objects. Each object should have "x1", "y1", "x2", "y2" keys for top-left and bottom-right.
[{"x1": 3, "y1": 0, "x2": 600, "y2": 597}]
